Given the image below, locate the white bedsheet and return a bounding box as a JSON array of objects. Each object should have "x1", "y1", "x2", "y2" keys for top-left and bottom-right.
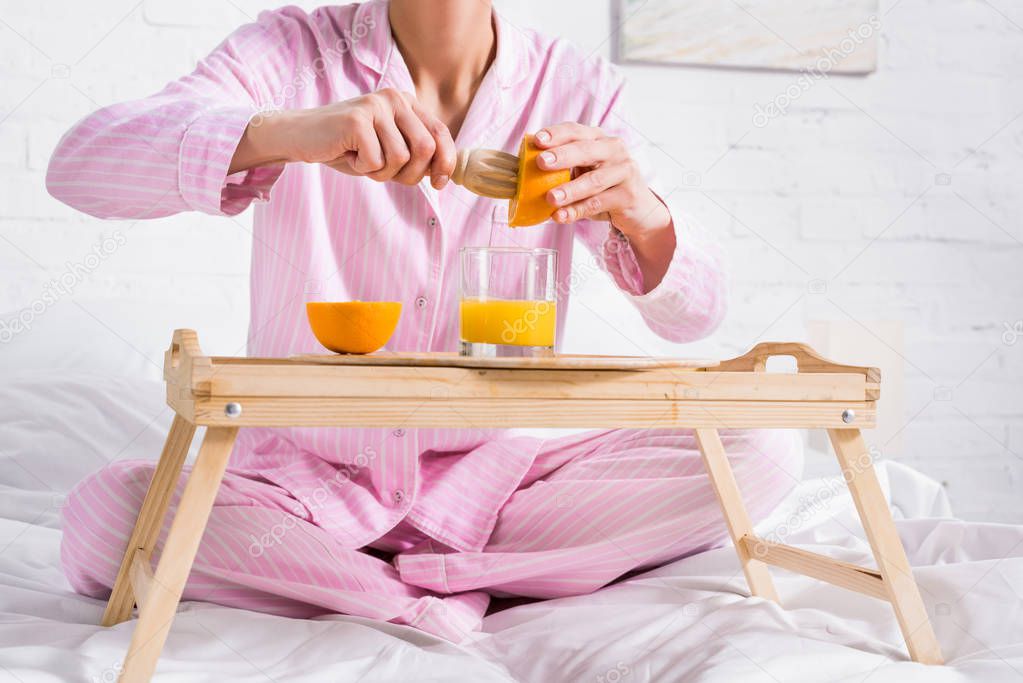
[{"x1": 0, "y1": 371, "x2": 1020, "y2": 682}]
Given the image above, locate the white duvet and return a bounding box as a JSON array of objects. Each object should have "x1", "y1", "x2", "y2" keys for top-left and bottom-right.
[{"x1": 1, "y1": 371, "x2": 1021, "y2": 682}]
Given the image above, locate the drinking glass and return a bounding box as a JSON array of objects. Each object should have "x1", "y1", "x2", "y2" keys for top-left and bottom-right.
[{"x1": 459, "y1": 247, "x2": 557, "y2": 357}]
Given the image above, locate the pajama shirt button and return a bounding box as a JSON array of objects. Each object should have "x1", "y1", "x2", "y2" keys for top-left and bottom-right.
[
  {"x1": 393, "y1": 428, "x2": 405, "y2": 437},
  {"x1": 427, "y1": 216, "x2": 438, "y2": 228},
  {"x1": 415, "y1": 296, "x2": 427, "y2": 310},
  {"x1": 393, "y1": 490, "x2": 405, "y2": 504}
]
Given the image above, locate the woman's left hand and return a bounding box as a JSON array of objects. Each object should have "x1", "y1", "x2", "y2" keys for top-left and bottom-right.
[{"x1": 533, "y1": 122, "x2": 672, "y2": 239}]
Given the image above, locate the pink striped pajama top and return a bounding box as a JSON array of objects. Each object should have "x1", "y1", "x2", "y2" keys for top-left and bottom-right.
[{"x1": 46, "y1": 1, "x2": 727, "y2": 555}]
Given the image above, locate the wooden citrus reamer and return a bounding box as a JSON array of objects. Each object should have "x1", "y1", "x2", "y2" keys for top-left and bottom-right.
[
  {"x1": 100, "y1": 331, "x2": 943, "y2": 681},
  {"x1": 450, "y1": 148, "x2": 518, "y2": 198}
]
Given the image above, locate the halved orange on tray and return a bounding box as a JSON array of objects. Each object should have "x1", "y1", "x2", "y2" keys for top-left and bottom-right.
[
  {"x1": 306, "y1": 301, "x2": 401, "y2": 354},
  {"x1": 508, "y1": 133, "x2": 572, "y2": 227}
]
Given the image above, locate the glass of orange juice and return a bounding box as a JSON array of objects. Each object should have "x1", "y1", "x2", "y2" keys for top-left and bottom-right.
[{"x1": 459, "y1": 246, "x2": 557, "y2": 357}]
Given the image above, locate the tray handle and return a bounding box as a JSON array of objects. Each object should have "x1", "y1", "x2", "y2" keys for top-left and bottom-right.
[
  {"x1": 164, "y1": 328, "x2": 212, "y2": 395},
  {"x1": 717, "y1": 342, "x2": 880, "y2": 383}
]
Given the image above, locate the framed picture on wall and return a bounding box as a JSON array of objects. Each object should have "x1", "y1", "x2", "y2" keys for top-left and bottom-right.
[{"x1": 613, "y1": 0, "x2": 880, "y2": 73}]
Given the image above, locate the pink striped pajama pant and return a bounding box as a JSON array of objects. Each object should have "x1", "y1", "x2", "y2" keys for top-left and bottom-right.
[{"x1": 61, "y1": 428, "x2": 802, "y2": 641}]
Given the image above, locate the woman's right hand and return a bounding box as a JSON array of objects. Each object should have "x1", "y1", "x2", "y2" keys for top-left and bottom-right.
[{"x1": 232, "y1": 88, "x2": 456, "y2": 190}]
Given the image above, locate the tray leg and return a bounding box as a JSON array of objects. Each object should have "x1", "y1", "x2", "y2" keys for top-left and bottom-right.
[
  {"x1": 102, "y1": 414, "x2": 196, "y2": 627},
  {"x1": 827, "y1": 428, "x2": 943, "y2": 665},
  {"x1": 694, "y1": 428, "x2": 779, "y2": 602},
  {"x1": 118, "y1": 426, "x2": 238, "y2": 683}
]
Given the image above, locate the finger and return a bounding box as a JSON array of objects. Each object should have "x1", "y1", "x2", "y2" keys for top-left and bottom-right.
[
  {"x1": 546, "y1": 162, "x2": 631, "y2": 208},
  {"x1": 345, "y1": 119, "x2": 384, "y2": 175},
  {"x1": 368, "y1": 115, "x2": 410, "y2": 182},
  {"x1": 536, "y1": 137, "x2": 628, "y2": 171},
  {"x1": 410, "y1": 100, "x2": 456, "y2": 189},
  {"x1": 533, "y1": 122, "x2": 603, "y2": 148},
  {"x1": 326, "y1": 151, "x2": 359, "y2": 175},
  {"x1": 552, "y1": 185, "x2": 629, "y2": 223},
  {"x1": 392, "y1": 105, "x2": 436, "y2": 185}
]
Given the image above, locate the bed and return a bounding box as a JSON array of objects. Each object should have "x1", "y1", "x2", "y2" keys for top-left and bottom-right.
[{"x1": 1, "y1": 367, "x2": 1021, "y2": 681}]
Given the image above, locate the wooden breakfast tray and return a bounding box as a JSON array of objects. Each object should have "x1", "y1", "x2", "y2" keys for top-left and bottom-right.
[
  {"x1": 99, "y1": 330, "x2": 942, "y2": 682},
  {"x1": 290, "y1": 351, "x2": 718, "y2": 370}
]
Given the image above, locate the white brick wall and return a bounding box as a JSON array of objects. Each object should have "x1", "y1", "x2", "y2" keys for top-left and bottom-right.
[{"x1": 0, "y1": 0, "x2": 1020, "y2": 521}]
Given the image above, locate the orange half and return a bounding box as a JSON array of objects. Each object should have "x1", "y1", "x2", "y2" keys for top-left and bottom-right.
[
  {"x1": 508, "y1": 134, "x2": 572, "y2": 227},
  {"x1": 306, "y1": 301, "x2": 402, "y2": 354}
]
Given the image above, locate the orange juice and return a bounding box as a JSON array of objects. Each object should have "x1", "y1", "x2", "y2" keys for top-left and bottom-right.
[{"x1": 459, "y1": 298, "x2": 556, "y2": 347}]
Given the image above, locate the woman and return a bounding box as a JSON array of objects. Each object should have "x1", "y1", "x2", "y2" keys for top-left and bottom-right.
[{"x1": 48, "y1": 0, "x2": 802, "y2": 641}]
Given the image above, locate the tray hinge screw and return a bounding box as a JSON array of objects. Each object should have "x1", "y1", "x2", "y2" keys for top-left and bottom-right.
[
  {"x1": 841, "y1": 409, "x2": 856, "y2": 424},
  {"x1": 225, "y1": 402, "x2": 243, "y2": 418}
]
